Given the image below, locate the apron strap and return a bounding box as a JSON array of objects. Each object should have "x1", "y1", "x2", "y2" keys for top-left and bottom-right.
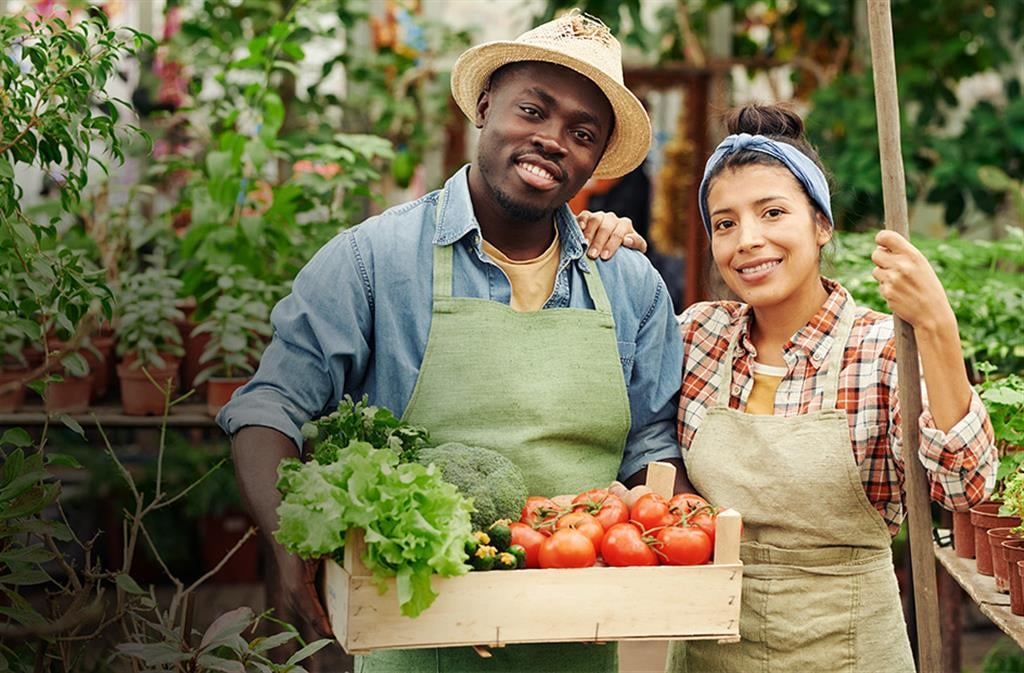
[
  {"x1": 581, "y1": 264, "x2": 613, "y2": 314},
  {"x1": 715, "y1": 327, "x2": 743, "y2": 407},
  {"x1": 820, "y1": 290, "x2": 857, "y2": 410}
]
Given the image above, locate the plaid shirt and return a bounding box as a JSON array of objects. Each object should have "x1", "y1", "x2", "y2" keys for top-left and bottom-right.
[{"x1": 678, "y1": 278, "x2": 997, "y2": 535}]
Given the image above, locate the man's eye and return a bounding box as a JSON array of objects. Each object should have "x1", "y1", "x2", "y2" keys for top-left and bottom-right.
[
  {"x1": 573, "y1": 129, "x2": 595, "y2": 142},
  {"x1": 520, "y1": 105, "x2": 540, "y2": 116}
]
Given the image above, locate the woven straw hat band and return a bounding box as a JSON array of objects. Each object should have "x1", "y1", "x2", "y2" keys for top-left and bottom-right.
[{"x1": 450, "y1": 11, "x2": 651, "y2": 179}]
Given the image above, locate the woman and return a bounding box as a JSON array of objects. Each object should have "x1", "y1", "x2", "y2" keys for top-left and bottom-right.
[{"x1": 582, "y1": 103, "x2": 996, "y2": 672}]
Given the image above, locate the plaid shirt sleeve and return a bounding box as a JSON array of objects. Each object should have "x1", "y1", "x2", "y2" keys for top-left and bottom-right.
[{"x1": 890, "y1": 367, "x2": 997, "y2": 513}]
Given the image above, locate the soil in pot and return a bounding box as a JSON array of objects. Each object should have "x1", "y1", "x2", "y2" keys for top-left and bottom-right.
[
  {"x1": 206, "y1": 376, "x2": 250, "y2": 417},
  {"x1": 971, "y1": 501, "x2": 1021, "y2": 576},
  {"x1": 117, "y1": 361, "x2": 181, "y2": 416},
  {"x1": 1002, "y1": 538, "x2": 1024, "y2": 615},
  {"x1": 953, "y1": 510, "x2": 975, "y2": 558},
  {"x1": 988, "y1": 527, "x2": 1021, "y2": 592},
  {"x1": 0, "y1": 368, "x2": 28, "y2": 413}
]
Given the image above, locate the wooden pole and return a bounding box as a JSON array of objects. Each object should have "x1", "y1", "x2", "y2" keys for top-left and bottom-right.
[{"x1": 865, "y1": 3, "x2": 943, "y2": 672}]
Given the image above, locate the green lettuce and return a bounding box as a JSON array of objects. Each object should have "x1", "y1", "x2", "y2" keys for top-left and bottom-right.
[{"x1": 274, "y1": 441, "x2": 474, "y2": 617}]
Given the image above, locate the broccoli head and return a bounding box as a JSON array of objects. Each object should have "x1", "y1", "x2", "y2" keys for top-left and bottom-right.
[{"x1": 415, "y1": 443, "x2": 528, "y2": 531}]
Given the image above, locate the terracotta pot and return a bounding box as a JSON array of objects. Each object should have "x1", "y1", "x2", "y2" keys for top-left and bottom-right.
[
  {"x1": 988, "y1": 527, "x2": 1020, "y2": 591},
  {"x1": 116, "y1": 361, "x2": 181, "y2": 416},
  {"x1": 953, "y1": 510, "x2": 975, "y2": 558},
  {"x1": 971, "y1": 501, "x2": 1021, "y2": 575},
  {"x1": 206, "y1": 376, "x2": 250, "y2": 417},
  {"x1": 1002, "y1": 539, "x2": 1024, "y2": 615},
  {"x1": 0, "y1": 369, "x2": 28, "y2": 412},
  {"x1": 44, "y1": 374, "x2": 93, "y2": 414},
  {"x1": 199, "y1": 512, "x2": 261, "y2": 583},
  {"x1": 85, "y1": 334, "x2": 116, "y2": 401}
]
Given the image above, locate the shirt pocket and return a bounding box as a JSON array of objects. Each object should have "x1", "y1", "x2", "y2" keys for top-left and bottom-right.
[{"x1": 617, "y1": 340, "x2": 637, "y2": 383}]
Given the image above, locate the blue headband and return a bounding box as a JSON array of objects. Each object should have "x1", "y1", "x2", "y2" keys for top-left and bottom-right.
[{"x1": 698, "y1": 133, "x2": 834, "y2": 236}]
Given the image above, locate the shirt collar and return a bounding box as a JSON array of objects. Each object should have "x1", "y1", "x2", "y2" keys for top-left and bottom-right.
[
  {"x1": 733, "y1": 277, "x2": 849, "y2": 366},
  {"x1": 432, "y1": 165, "x2": 591, "y2": 272},
  {"x1": 787, "y1": 278, "x2": 849, "y2": 366}
]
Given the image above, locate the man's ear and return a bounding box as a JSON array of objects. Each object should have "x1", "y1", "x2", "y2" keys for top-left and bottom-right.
[{"x1": 475, "y1": 89, "x2": 490, "y2": 129}]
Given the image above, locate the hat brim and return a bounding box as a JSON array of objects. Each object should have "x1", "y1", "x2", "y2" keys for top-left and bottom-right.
[{"x1": 451, "y1": 41, "x2": 651, "y2": 180}]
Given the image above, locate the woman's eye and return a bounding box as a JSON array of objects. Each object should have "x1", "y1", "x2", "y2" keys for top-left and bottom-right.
[
  {"x1": 765, "y1": 208, "x2": 784, "y2": 218},
  {"x1": 713, "y1": 219, "x2": 735, "y2": 231}
]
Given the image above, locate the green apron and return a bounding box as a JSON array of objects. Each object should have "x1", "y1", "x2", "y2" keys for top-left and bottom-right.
[
  {"x1": 666, "y1": 293, "x2": 914, "y2": 673},
  {"x1": 357, "y1": 213, "x2": 631, "y2": 673}
]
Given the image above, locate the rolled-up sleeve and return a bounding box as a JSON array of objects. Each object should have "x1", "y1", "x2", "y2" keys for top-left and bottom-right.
[
  {"x1": 216, "y1": 230, "x2": 374, "y2": 450},
  {"x1": 617, "y1": 277, "x2": 684, "y2": 481},
  {"x1": 893, "y1": 381, "x2": 997, "y2": 512},
  {"x1": 916, "y1": 390, "x2": 998, "y2": 510}
]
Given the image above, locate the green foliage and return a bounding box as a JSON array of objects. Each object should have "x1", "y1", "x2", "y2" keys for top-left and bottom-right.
[
  {"x1": 191, "y1": 269, "x2": 281, "y2": 382},
  {"x1": 160, "y1": 0, "x2": 395, "y2": 305},
  {"x1": 415, "y1": 443, "x2": 530, "y2": 532},
  {"x1": 114, "y1": 264, "x2": 185, "y2": 370},
  {"x1": 302, "y1": 394, "x2": 431, "y2": 465},
  {"x1": 975, "y1": 364, "x2": 1024, "y2": 449},
  {"x1": 980, "y1": 637, "x2": 1024, "y2": 673},
  {"x1": 829, "y1": 230, "x2": 1024, "y2": 374},
  {"x1": 0, "y1": 11, "x2": 150, "y2": 358},
  {"x1": 275, "y1": 441, "x2": 474, "y2": 617}
]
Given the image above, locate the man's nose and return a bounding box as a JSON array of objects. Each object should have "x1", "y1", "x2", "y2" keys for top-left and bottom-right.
[{"x1": 531, "y1": 127, "x2": 567, "y2": 157}]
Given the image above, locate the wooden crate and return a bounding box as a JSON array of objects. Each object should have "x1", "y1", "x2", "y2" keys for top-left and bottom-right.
[{"x1": 323, "y1": 508, "x2": 743, "y2": 654}]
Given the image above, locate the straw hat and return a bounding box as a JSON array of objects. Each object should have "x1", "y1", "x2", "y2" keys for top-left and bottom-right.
[{"x1": 450, "y1": 11, "x2": 651, "y2": 179}]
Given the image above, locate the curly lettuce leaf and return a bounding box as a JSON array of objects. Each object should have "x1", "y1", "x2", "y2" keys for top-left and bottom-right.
[{"x1": 274, "y1": 441, "x2": 474, "y2": 617}]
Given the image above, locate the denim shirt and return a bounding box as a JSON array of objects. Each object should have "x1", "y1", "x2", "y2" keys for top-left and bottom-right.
[{"x1": 217, "y1": 166, "x2": 683, "y2": 480}]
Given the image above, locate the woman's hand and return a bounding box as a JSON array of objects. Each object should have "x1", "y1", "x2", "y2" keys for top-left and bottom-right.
[
  {"x1": 577, "y1": 210, "x2": 648, "y2": 260},
  {"x1": 870, "y1": 230, "x2": 956, "y2": 333}
]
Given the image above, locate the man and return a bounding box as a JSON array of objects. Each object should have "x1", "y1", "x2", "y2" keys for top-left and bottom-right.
[{"x1": 219, "y1": 11, "x2": 684, "y2": 672}]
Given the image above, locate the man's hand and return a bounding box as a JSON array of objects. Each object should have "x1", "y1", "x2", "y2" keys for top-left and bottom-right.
[
  {"x1": 276, "y1": 549, "x2": 334, "y2": 638},
  {"x1": 577, "y1": 209, "x2": 648, "y2": 260},
  {"x1": 232, "y1": 426, "x2": 333, "y2": 637}
]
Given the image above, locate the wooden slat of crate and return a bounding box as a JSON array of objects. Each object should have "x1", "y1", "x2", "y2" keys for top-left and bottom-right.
[{"x1": 325, "y1": 559, "x2": 741, "y2": 653}]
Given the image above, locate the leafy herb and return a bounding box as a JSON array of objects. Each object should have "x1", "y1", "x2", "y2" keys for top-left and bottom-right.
[
  {"x1": 301, "y1": 394, "x2": 430, "y2": 464},
  {"x1": 275, "y1": 441, "x2": 473, "y2": 617}
]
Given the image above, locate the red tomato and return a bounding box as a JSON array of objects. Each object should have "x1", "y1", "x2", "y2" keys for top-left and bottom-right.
[
  {"x1": 573, "y1": 490, "x2": 630, "y2": 530},
  {"x1": 668, "y1": 493, "x2": 709, "y2": 515},
  {"x1": 556, "y1": 511, "x2": 605, "y2": 550},
  {"x1": 630, "y1": 493, "x2": 677, "y2": 531},
  {"x1": 520, "y1": 496, "x2": 560, "y2": 534},
  {"x1": 654, "y1": 526, "x2": 712, "y2": 566},
  {"x1": 600, "y1": 522, "x2": 658, "y2": 567},
  {"x1": 509, "y1": 522, "x2": 546, "y2": 568},
  {"x1": 538, "y1": 529, "x2": 597, "y2": 569}
]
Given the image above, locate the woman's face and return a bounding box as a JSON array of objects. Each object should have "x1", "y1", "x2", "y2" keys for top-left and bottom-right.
[{"x1": 707, "y1": 164, "x2": 831, "y2": 312}]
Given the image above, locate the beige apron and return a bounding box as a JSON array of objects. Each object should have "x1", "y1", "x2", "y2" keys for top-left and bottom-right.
[
  {"x1": 667, "y1": 294, "x2": 914, "y2": 673},
  {"x1": 357, "y1": 204, "x2": 630, "y2": 672}
]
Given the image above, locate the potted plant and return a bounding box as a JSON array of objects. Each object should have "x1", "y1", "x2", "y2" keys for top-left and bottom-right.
[
  {"x1": 114, "y1": 264, "x2": 185, "y2": 415},
  {"x1": 968, "y1": 366, "x2": 1024, "y2": 571},
  {"x1": 191, "y1": 272, "x2": 277, "y2": 416},
  {"x1": 999, "y1": 467, "x2": 1024, "y2": 613}
]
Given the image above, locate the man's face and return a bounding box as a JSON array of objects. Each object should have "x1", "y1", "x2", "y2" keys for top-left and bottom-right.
[{"x1": 473, "y1": 62, "x2": 613, "y2": 223}]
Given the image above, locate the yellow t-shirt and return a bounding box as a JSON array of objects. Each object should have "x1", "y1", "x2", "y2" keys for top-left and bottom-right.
[
  {"x1": 746, "y1": 361, "x2": 787, "y2": 415},
  {"x1": 481, "y1": 228, "x2": 561, "y2": 312}
]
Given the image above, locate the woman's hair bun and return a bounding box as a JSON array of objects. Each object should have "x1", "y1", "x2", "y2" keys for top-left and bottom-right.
[{"x1": 725, "y1": 104, "x2": 804, "y2": 139}]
